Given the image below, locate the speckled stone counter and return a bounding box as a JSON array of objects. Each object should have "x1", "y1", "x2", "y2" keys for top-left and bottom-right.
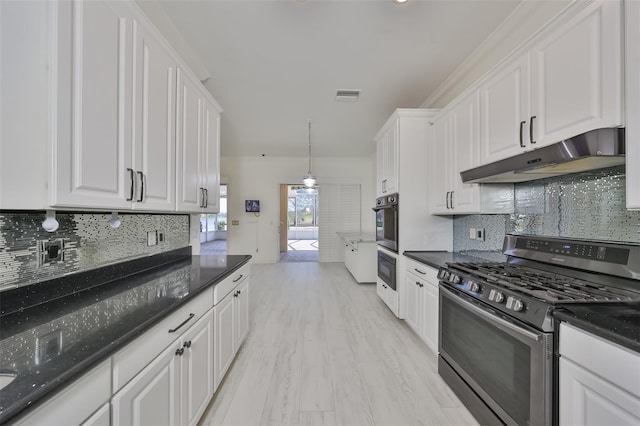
[
  {"x1": 554, "y1": 303, "x2": 640, "y2": 353},
  {"x1": 0, "y1": 249, "x2": 251, "y2": 424},
  {"x1": 403, "y1": 250, "x2": 507, "y2": 269}
]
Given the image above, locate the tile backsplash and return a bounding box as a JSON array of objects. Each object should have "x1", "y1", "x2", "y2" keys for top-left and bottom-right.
[
  {"x1": 453, "y1": 166, "x2": 640, "y2": 251},
  {"x1": 0, "y1": 212, "x2": 190, "y2": 291}
]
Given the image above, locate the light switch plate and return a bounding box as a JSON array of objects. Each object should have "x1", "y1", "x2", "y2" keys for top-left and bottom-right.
[
  {"x1": 147, "y1": 231, "x2": 157, "y2": 246},
  {"x1": 476, "y1": 228, "x2": 485, "y2": 241}
]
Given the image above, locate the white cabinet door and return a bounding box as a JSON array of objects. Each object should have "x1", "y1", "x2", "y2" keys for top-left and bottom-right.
[
  {"x1": 626, "y1": 0, "x2": 640, "y2": 210},
  {"x1": 376, "y1": 136, "x2": 385, "y2": 196},
  {"x1": 202, "y1": 100, "x2": 220, "y2": 213},
  {"x1": 422, "y1": 282, "x2": 439, "y2": 355},
  {"x1": 176, "y1": 68, "x2": 203, "y2": 212},
  {"x1": 81, "y1": 403, "x2": 110, "y2": 426},
  {"x1": 404, "y1": 274, "x2": 422, "y2": 336},
  {"x1": 235, "y1": 278, "x2": 250, "y2": 346},
  {"x1": 52, "y1": 0, "x2": 134, "y2": 209},
  {"x1": 213, "y1": 291, "x2": 236, "y2": 390},
  {"x1": 132, "y1": 20, "x2": 176, "y2": 211},
  {"x1": 530, "y1": 0, "x2": 622, "y2": 147},
  {"x1": 181, "y1": 311, "x2": 214, "y2": 426},
  {"x1": 112, "y1": 341, "x2": 181, "y2": 426},
  {"x1": 449, "y1": 92, "x2": 480, "y2": 213},
  {"x1": 384, "y1": 122, "x2": 399, "y2": 195},
  {"x1": 429, "y1": 117, "x2": 450, "y2": 214},
  {"x1": 560, "y1": 358, "x2": 640, "y2": 426},
  {"x1": 479, "y1": 53, "x2": 530, "y2": 164}
]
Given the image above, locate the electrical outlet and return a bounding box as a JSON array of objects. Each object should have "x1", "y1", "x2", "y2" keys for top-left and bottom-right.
[
  {"x1": 476, "y1": 228, "x2": 485, "y2": 241},
  {"x1": 469, "y1": 228, "x2": 476, "y2": 240},
  {"x1": 232, "y1": 220, "x2": 239, "y2": 225},
  {"x1": 39, "y1": 239, "x2": 64, "y2": 265},
  {"x1": 147, "y1": 231, "x2": 158, "y2": 246}
]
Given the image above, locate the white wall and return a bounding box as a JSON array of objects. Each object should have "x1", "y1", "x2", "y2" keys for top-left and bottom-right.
[{"x1": 221, "y1": 156, "x2": 375, "y2": 263}]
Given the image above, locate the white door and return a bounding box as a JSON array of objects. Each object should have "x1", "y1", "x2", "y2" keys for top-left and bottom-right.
[
  {"x1": 176, "y1": 68, "x2": 203, "y2": 212},
  {"x1": 530, "y1": 0, "x2": 623, "y2": 147},
  {"x1": 560, "y1": 358, "x2": 640, "y2": 425},
  {"x1": 429, "y1": 117, "x2": 450, "y2": 213},
  {"x1": 202, "y1": 100, "x2": 220, "y2": 213},
  {"x1": 404, "y1": 275, "x2": 422, "y2": 336},
  {"x1": 422, "y1": 282, "x2": 439, "y2": 355},
  {"x1": 52, "y1": 0, "x2": 133, "y2": 209},
  {"x1": 449, "y1": 93, "x2": 480, "y2": 213},
  {"x1": 132, "y1": 20, "x2": 176, "y2": 211},
  {"x1": 181, "y1": 312, "x2": 214, "y2": 426},
  {"x1": 111, "y1": 341, "x2": 181, "y2": 426},
  {"x1": 213, "y1": 292, "x2": 236, "y2": 390},
  {"x1": 235, "y1": 279, "x2": 250, "y2": 345},
  {"x1": 479, "y1": 53, "x2": 530, "y2": 164}
]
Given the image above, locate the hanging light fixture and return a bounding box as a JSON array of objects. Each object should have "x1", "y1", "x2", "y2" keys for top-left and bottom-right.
[{"x1": 303, "y1": 120, "x2": 316, "y2": 188}]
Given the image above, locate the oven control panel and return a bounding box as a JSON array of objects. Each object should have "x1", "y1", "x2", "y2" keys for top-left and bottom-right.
[{"x1": 513, "y1": 237, "x2": 630, "y2": 265}]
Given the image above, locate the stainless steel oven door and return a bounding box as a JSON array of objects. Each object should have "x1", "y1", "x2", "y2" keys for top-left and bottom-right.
[{"x1": 439, "y1": 285, "x2": 552, "y2": 426}]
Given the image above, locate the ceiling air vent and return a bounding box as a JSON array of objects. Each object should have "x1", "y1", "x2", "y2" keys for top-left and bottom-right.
[{"x1": 335, "y1": 90, "x2": 360, "y2": 102}]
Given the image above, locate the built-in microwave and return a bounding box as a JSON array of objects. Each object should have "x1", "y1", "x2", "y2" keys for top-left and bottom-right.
[{"x1": 373, "y1": 193, "x2": 399, "y2": 253}]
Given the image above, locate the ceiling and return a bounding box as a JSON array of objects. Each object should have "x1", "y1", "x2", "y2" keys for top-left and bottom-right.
[{"x1": 152, "y1": 0, "x2": 521, "y2": 158}]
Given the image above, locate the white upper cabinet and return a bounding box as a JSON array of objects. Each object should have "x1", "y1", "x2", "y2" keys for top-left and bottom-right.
[
  {"x1": 375, "y1": 122, "x2": 399, "y2": 197},
  {"x1": 430, "y1": 92, "x2": 514, "y2": 215},
  {"x1": 0, "y1": 0, "x2": 221, "y2": 212},
  {"x1": 176, "y1": 69, "x2": 222, "y2": 213},
  {"x1": 201, "y1": 99, "x2": 221, "y2": 213},
  {"x1": 625, "y1": 0, "x2": 640, "y2": 210},
  {"x1": 477, "y1": 0, "x2": 622, "y2": 166},
  {"x1": 479, "y1": 54, "x2": 530, "y2": 164},
  {"x1": 530, "y1": 0, "x2": 623, "y2": 146},
  {"x1": 52, "y1": 0, "x2": 135, "y2": 209},
  {"x1": 132, "y1": 19, "x2": 177, "y2": 211}
]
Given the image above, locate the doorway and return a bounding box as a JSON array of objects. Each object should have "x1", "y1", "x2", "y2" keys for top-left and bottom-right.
[{"x1": 279, "y1": 184, "x2": 318, "y2": 262}]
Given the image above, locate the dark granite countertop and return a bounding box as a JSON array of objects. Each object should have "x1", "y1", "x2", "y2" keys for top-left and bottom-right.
[
  {"x1": 0, "y1": 249, "x2": 251, "y2": 424},
  {"x1": 403, "y1": 250, "x2": 507, "y2": 269},
  {"x1": 554, "y1": 303, "x2": 640, "y2": 353}
]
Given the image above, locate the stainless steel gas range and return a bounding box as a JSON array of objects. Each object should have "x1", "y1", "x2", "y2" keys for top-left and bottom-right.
[{"x1": 437, "y1": 234, "x2": 640, "y2": 426}]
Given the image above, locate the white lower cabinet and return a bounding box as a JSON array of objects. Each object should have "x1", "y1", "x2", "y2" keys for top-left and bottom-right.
[
  {"x1": 403, "y1": 258, "x2": 439, "y2": 354},
  {"x1": 343, "y1": 239, "x2": 377, "y2": 283},
  {"x1": 13, "y1": 360, "x2": 112, "y2": 426},
  {"x1": 214, "y1": 274, "x2": 250, "y2": 391},
  {"x1": 82, "y1": 403, "x2": 111, "y2": 426},
  {"x1": 559, "y1": 323, "x2": 640, "y2": 425},
  {"x1": 111, "y1": 310, "x2": 213, "y2": 426},
  {"x1": 376, "y1": 279, "x2": 398, "y2": 317}
]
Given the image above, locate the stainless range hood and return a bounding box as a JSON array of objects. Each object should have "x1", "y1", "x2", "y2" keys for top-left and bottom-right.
[{"x1": 460, "y1": 128, "x2": 625, "y2": 184}]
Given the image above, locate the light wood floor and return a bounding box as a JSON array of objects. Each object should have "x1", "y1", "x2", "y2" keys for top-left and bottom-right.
[{"x1": 199, "y1": 262, "x2": 478, "y2": 426}]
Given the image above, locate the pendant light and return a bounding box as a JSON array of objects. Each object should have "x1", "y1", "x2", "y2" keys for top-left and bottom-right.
[{"x1": 303, "y1": 120, "x2": 316, "y2": 188}]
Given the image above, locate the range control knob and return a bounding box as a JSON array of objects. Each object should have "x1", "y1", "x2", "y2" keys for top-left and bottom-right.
[
  {"x1": 506, "y1": 296, "x2": 524, "y2": 312},
  {"x1": 452, "y1": 274, "x2": 461, "y2": 284},
  {"x1": 468, "y1": 281, "x2": 480, "y2": 293},
  {"x1": 494, "y1": 292, "x2": 504, "y2": 303}
]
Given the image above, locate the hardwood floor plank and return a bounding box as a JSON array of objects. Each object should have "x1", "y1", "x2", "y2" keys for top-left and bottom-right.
[{"x1": 200, "y1": 262, "x2": 477, "y2": 426}]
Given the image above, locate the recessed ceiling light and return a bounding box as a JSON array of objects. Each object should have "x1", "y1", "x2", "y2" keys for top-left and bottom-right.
[{"x1": 393, "y1": 0, "x2": 409, "y2": 4}]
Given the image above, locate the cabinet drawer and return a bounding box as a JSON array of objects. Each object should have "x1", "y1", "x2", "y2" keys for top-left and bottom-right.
[
  {"x1": 213, "y1": 263, "x2": 250, "y2": 305},
  {"x1": 560, "y1": 323, "x2": 640, "y2": 397},
  {"x1": 112, "y1": 287, "x2": 213, "y2": 392},
  {"x1": 405, "y1": 258, "x2": 439, "y2": 287},
  {"x1": 14, "y1": 360, "x2": 111, "y2": 426}
]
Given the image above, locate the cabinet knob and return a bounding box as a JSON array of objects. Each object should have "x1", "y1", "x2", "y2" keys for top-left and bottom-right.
[
  {"x1": 175, "y1": 348, "x2": 184, "y2": 356},
  {"x1": 183, "y1": 340, "x2": 192, "y2": 349}
]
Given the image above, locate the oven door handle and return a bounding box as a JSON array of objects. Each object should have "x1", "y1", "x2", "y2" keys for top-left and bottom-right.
[{"x1": 441, "y1": 286, "x2": 542, "y2": 342}]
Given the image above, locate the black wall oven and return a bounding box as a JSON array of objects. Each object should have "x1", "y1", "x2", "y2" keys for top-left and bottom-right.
[
  {"x1": 373, "y1": 193, "x2": 398, "y2": 253},
  {"x1": 377, "y1": 250, "x2": 397, "y2": 291}
]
